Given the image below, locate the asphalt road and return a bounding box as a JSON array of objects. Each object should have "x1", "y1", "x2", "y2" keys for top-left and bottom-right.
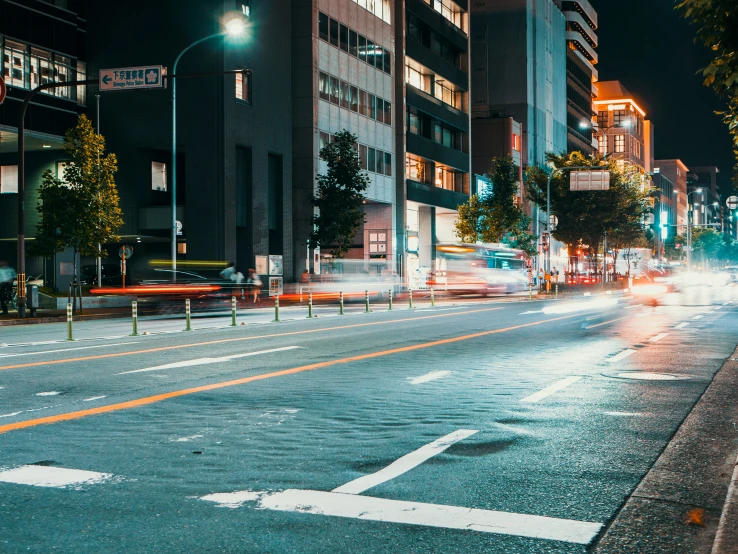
[{"x1": 0, "y1": 287, "x2": 737, "y2": 553}]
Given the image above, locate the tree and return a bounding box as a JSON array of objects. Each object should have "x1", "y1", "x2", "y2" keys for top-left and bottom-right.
[
  {"x1": 664, "y1": 234, "x2": 687, "y2": 262},
  {"x1": 692, "y1": 227, "x2": 723, "y2": 266},
  {"x1": 455, "y1": 156, "x2": 536, "y2": 256},
  {"x1": 31, "y1": 114, "x2": 123, "y2": 282},
  {"x1": 309, "y1": 130, "x2": 369, "y2": 258},
  {"x1": 526, "y1": 152, "x2": 653, "y2": 274},
  {"x1": 676, "y1": 0, "x2": 738, "y2": 191}
]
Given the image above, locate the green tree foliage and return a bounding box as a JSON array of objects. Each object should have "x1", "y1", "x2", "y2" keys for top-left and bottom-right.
[
  {"x1": 309, "y1": 130, "x2": 369, "y2": 258},
  {"x1": 526, "y1": 152, "x2": 653, "y2": 270},
  {"x1": 664, "y1": 234, "x2": 687, "y2": 261},
  {"x1": 30, "y1": 115, "x2": 123, "y2": 278},
  {"x1": 455, "y1": 156, "x2": 536, "y2": 256},
  {"x1": 676, "y1": 0, "x2": 738, "y2": 191},
  {"x1": 692, "y1": 226, "x2": 724, "y2": 265}
]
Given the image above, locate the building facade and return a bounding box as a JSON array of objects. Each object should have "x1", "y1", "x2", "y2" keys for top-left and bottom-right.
[
  {"x1": 654, "y1": 159, "x2": 689, "y2": 229},
  {"x1": 690, "y1": 165, "x2": 723, "y2": 231}
]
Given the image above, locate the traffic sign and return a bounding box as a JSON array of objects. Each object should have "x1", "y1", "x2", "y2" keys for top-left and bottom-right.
[
  {"x1": 727, "y1": 196, "x2": 738, "y2": 210},
  {"x1": 100, "y1": 66, "x2": 164, "y2": 91},
  {"x1": 570, "y1": 170, "x2": 610, "y2": 191},
  {"x1": 0, "y1": 76, "x2": 6, "y2": 105},
  {"x1": 119, "y1": 245, "x2": 134, "y2": 259},
  {"x1": 549, "y1": 215, "x2": 558, "y2": 231}
]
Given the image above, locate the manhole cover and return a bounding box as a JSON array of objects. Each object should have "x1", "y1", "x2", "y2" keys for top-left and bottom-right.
[{"x1": 616, "y1": 372, "x2": 685, "y2": 381}]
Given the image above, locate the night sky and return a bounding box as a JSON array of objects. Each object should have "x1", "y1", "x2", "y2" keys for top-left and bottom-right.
[{"x1": 590, "y1": 0, "x2": 735, "y2": 195}]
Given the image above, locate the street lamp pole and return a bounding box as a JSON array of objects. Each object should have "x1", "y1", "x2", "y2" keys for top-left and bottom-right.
[{"x1": 686, "y1": 189, "x2": 702, "y2": 271}]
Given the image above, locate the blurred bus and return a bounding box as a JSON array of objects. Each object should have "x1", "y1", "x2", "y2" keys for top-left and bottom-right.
[{"x1": 433, "y1": 243, "x2": 529, "y2": 295}]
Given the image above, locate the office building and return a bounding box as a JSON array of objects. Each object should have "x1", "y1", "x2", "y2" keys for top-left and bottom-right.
[{"x1": 654, "y1": 159, "x2": 688, "y2": 229}]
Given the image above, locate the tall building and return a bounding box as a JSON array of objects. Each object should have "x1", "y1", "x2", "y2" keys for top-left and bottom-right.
[
  {"x1": 402, "y1": 0, "x2": 472, "y2": 280},
  {"x1": 0, "y1": 0, "x2": 88, "y2": 283},
  {"x1": 690, "y1": 166, "x2": 723, "y2": 230},
  {"x1": 594, "y1": 81, "x2": 651, "y2": 172},
  {"x1": 654, "y1": 159, "x2": 688, "y2": 229},
  {"x1": 652, "y1": 172, "x2": 676, "y2": 258},
  {"x1": 555, "y1": 0, "x2": 598, "y2": 154}
]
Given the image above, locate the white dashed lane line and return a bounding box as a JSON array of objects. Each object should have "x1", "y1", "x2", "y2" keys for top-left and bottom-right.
[{"x1": 521, "y1": 377, "x2": 582, "y2": 403}]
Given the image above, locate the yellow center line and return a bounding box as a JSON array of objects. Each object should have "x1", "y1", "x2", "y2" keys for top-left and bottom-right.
[
  {"x1": 0, "y1": 306, "x2": 502, "y2": 372},
  {"x1": 0, "y1": 313, "x2": 576, "y2": 435}
]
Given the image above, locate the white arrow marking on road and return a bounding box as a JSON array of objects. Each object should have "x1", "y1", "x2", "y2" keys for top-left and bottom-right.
[
  {"x1": 408, "y1": 370, "x2": 451, "y2": 385},
  {"x1": 202, "y1": 489, "x2": 602, "y2": 545},
  {"x1": 116, "y1": 346, "x2": 303, "y2": 375},
  {"x1": 605, "y1": 349, "x2": 637, "y2": 363},
  {"x1": 521, "y1": 376, "x2": 582, "y2": 403},
  {"x1": 0, "y1": 465, "x2": 112, "y2": 488},
  {"x1": 333, "y1": 429, "x2": 478, "y2": 495},
  {"x1": 675, "y1": 322, "x2": 690, "y2": 329},
  {"x1": 649, "y1": 333, "x2": 669, "y2": 342},
  {"x1": 0, "y1": 343, "x2": 138, "y2": 359}
]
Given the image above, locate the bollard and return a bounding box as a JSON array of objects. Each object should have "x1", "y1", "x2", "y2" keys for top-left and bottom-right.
[
  {"x1": 431, "y1": 289, "x2": 435, "y2": 307},
  {"x1": 409, "y1": 289, "x2": 414, "y2": 309},
  {"x1": 231, "y1": 296, "x2": 237, "y2": 327},
  {"x1": 184, "y1": 298, "x2": 192, "y2": 331},
  {"x1": 365, "y1": 290, "x2": 370, "y2": 313},
  {"x1": 388, "y1": 289, "x2": 393, "y2": 311},
  {"x1": 307, "y1": 292, "x2": 314, "y2": 318},
  {"x1": 555, "y1": 283, "x2": 559, "y2": 300},
  {"x1": 273, "y1": 295, "x2": 280, "y2": 322},
  {"x1": 529, "y1": 283, "x2": 533, "y2": 301},
  {"x1": 339, "y1": 292, "x2": 344, "y2": 315},
  {"x1": 131, "y1": 301, "x2": 139, "y2": 336},
  {"x1": 66, "y1": 303, "x2": 74, "y2": 341}
]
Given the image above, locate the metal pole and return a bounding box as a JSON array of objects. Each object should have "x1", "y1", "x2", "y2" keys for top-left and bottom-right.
[
  {"x1": 529, "y1": 283, "x2": 532, "y2": 301},
  {"x1": 409, "y1": 289, "x2": 414, "y2": 309},
  {"x1": 687, "y1": 209, "x2": 692, "y2": 271},
  {"x1": 185, "y1": 298, "x2": 191, "y2": 331},
  {"x1": 430, "y1": 288, "x2": 435, "y2": 307},
  {"x1": 231, "y1": 296, "x2": 237, "y2": 326},
  {"x1": 307, "y1": 292, "x2": 314, "y2": 318},
  {"x1": 365, "y1": 290, "x2": 370, "y2": 313},
  {"x1": 96, "y1": 93, "x2": 102, "y2": 290},
  {"x1": 66, "y1": 303, "x2": 73, "y2": 341},
  {"x1": 602, "y1": 232, "x2": 607, "y2": 289},
  {"x1": 388, "y1": 289, "x2": 393, "y2": 310},
  {"x1": 273, "y1": 295, "x2": 280, "y2": 322},
  {"x1": 546, "y1": 172, "x2": 552, "y2": 275},
  {"x1": 555, "y1": 282, "x2": 558, "y2": 300},
  {"x1": 339, "y1": 292, "x2": 344, "y2": 315},
  {"x1": 131, "y1": 300, "x2": 139, "y2": 336}
]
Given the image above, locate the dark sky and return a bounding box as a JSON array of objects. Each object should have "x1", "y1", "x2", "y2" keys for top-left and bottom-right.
[{"x1": 589, "y1": 0, "x2": 734, "y2": 194}]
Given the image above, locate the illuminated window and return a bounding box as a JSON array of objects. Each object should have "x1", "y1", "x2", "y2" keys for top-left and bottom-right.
[
  {"x1": 76, "y1": 61, "x2": 86, "y2": 105},
  {"x1": 3, "y1": 40, "x2": 27, "y2": 88},
  {"x1": 151, "y1": 162, "x2": 167, "y2": 192},
  {"x1": 0, "y1": 165, "x2": 18, "y2": 194},
  {"x1": 241, "y1": 2, "x2": 251, "y2": 17},
  {"x1": 235, "y1": 71, "x2": 251, "y2": 104},
  {"x1": 406, "y1": 65, "x2": 423, "y2": 90},
  {"x1": 512, "y1": 134, "x2": 521, "y2": 152},
  {"x1": 434, "y1": 79, "x2": 459, "y2": 109},
  {"x1": 614, "y1": 135, "x2": 625, "y2": 153},
  {"x1": 598, "y1": 134, "x2": 607, "y2": 155}
]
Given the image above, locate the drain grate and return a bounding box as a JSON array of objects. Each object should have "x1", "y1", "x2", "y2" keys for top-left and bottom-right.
[{"x1": 616, "y1": 372, "x2": 686, "y2": 381}]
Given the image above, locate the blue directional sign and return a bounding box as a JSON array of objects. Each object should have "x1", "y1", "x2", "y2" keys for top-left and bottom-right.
[{"x1": 99, "y1": 66, "x2": 164, "y2": 91}]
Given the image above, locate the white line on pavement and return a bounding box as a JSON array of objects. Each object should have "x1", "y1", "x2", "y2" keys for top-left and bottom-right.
[
  {"x1": 0, "y1": 412, "x2": 22, "y2": 418},
  {"x1": 408, "y1": 371, "x2": 451, "y2": 385},
  {"x1": 519, "y1": 310, "x2": 544, "y2": 315},
  {"x1": 605, "y1": 349, "x2": 637, "y2": 363},
  {"x1": 202, "y1": 489, "x2": 602, "y2": 545},
  {"x1": 675, "y1": 322, "x2": 690, "y2": 329},
  {"x1": 0, "y1": 465, "x2": 113, "y2": 488},
  {"x1": 116, "y1": 346, "x2": 303, "y2": 375},
  {"x1": 83, "y1": 396, "x2": 107, "y2": 402},
  {"x1": 333, "y1": 429, "x2": 478, "y2": 495},
  {"x1": 603, "y1": 411, "x2": 645, "y2": 417},
  {"x1": 693, "y1": 315, "x2": 704, "y2": 320},
  {"x1": 521, "y1": 377, "x2": 582, "y2": 403},
  {"x1": 0, "y1": 342, "x2": 137, "y2": 359},
  {"x1": 35, "y1": 391, "x2": 60, "y2": 396},
  {"x1": 649, "y1": 333, "x2": 669, "y2": 342}
]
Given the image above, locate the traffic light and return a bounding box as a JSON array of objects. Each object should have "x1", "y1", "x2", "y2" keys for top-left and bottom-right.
[{"x1": 541, "y1": 233, "x2": 549, "y2": 253}]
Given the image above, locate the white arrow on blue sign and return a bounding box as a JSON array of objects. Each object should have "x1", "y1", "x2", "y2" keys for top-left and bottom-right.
[{"x1": 100, "y1": 66, "x2": 164, "y2": 91}]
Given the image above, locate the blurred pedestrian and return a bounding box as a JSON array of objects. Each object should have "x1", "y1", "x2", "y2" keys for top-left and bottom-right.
[
  {"x1": 220, "y1": 262, "x2": 236, "y2": 281},
  {"x1": 0, "y1": 260, "x2": 16, "y2": 315},
  {"x1": 247, "y1": 268, "x2": 262, "y2": 303},
  {"x1": 300, "y1": 269, "x2": 310, "y2": 284}
]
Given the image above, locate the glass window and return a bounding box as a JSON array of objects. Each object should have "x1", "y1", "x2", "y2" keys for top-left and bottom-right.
[
  {"x1": 434, "y1": 123, "x2": 442, "y2": 144},
  {"x1": 319, "y1": 131, "x2": 329, "y2": 151},
  {"x1": 614, "y1": 135, "x2": 625, "y2": 153},
  {"x1": 53, "y1": 54, "x2": 72, "y2": 100},
  {"x1": 339, "y1": 24, "x2": 349, "y2": 52},
  {"x1": 368, "y1": 94, "x2": 376, "y2": 119},
  {"x1": 384, "y1": 152, "x2": 392, "y2": 176},
  {"x1": 359, "y1": 89, "x2": 368, "y2": 117},
  {"x1": 376, "y1": 150, "x2": 385, "y2": 175},
  {"x1": 598, "y1": 134, "x2": 607, "y2": 155},
  {"x1": 56, "y1": 161, "x2": 72, "y2": 185},
  {"x1": 367, "y1": 148, "x2": 376, "y2": 173},
  {"x1": 329, "y1": 76, "x2": 339, "y2": 104},
  {"x1": 383, "y1": 100, "x2": 391, "y2": 125},
  {"x1": 358, "y1": 35, "x2": 367, "y2": 63},
  {"x1": 329, "y1": 18, "x2": 339, "y2": 47},
  {"x1": 30, "y1": 47, "x2": 52, "y2": 92},
  {"x1": 408, "y1": 21, "x2": 420, "y2": 41},
  {"x1": 235, "y1": 71, "x2": 250, "y2": 103},
  {"x1": 359, "y1": 145, "x2": 368, "y2": 170},
  {"x1": 349, "y1": 30, "x2": 358, "y2": 57},
  {"x1": 319, "y1": 72, "x2": 330, "y2": 101},
  {"x1": 597, "y1": 111, "x2": 608, "y2": 128},
  {"x1": 319, "y1": 12, "x2": 329, "y2": 41},
  {"x1": 406, "y1": 156, "x2": 427, "y2": 183},
  {"x1": 376, "y1": 98, "x2": 384, "y2": 123},
  {"x1": 0, "y1": 165, "x2": 19, "y2": 194},
  {"x1": 3, "y1": 40, "x2": 27, "y2": 88},
  {"x1": 613, "y1": 110, "x2": 626, "y2": 126},
  {"x1": 76, "y1": 61, "x2": 86, "y2": 106},
  {"x1": 339, "y1": 80, "x2": 349, "y2": 109},
  {"x1": 349, "y1": 85, "x2": 359, "y2": 112},
  {"x1": 366, "y1": 41, "x2": 376, "y2": 67},
  {"x1": 383, "y1": 48, "x2": 391, "y2": 74},
  {"x1": 443, "y1": 127, "x2": 452, "y2": 148},
  {"x1": 151, "y1": 162, "x2": 167, "y2": 192},
  {"x1": 408, "y1": 112, "x2": 420, "y2": 135}
]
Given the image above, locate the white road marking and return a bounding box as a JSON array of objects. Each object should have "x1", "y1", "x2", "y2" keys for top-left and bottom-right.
[
  {"x1": 201, "y1": 489, "x2": 602, "y2": 545},
  {"x1": 0, "y1": 342, "x2": 138, "y2": 359},
  {"x1": 649, "y1": 333, "x2": 669, "y2": 342},
  {"x1": 116, "y1": 346, "x2": 303, "y2": 375},
  {"x1": 519, "y1": 310, "x2": 543, "y2": 315},
  {"x1": 201, "y1": 490, "x2": 264, "y2": 508},
  {"x1": 83, "y1": 396, "x2": 107, "y2": 402},
  {"x1": 606, "y1": 349, "x2": 637, "y2": 363},
  {"x1": 521, "y1": 377, "x2": 582, "y2": 403},
  {"x1": 675, "y1": 322, "x2": 690, "y2": 329},
  {"x1": 0, "y1": 412, "x2": 22, "y2": 418},
  {"x1": 35, "y1": 391, "x2": 61, "y2": 397},
  {"x1": 0, "y1": 465, "x2": 112, "y2": 488},
  {"x1": 603, "y1": 411, "x2": 645, "y2": 417},
  {"x1": 333, "y1": 429, "x2": 478, "y2": 495},
  {"x1": 170, "y1": 434, "x2": 203, "y2": 442},
  {"x1": 408, "y1": 371, "x2": 451, "y2": 385},
  {"x1": 714, "y1": 307, "x2": 722, "y2": 310},
  {"x1": 692, "y1": 315, "x2": 704, "y2": 320}
]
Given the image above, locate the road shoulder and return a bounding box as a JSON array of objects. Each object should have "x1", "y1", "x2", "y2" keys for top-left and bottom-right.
[{"x1": 594, "y1": 346, "x2": 738, "y2": 553}]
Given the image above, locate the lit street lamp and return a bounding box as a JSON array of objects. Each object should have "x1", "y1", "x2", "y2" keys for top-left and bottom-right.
[{"x1": 170, "y1": 15, "x2": 246, "y2": 276}]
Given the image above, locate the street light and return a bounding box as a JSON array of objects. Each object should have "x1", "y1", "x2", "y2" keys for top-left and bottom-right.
[
  {"x1": 170, "y1": 14, "x2": 246, "y2": 276},
  {"x1": 686, "y1": 188, "x2": 702, "y2": 271}
]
